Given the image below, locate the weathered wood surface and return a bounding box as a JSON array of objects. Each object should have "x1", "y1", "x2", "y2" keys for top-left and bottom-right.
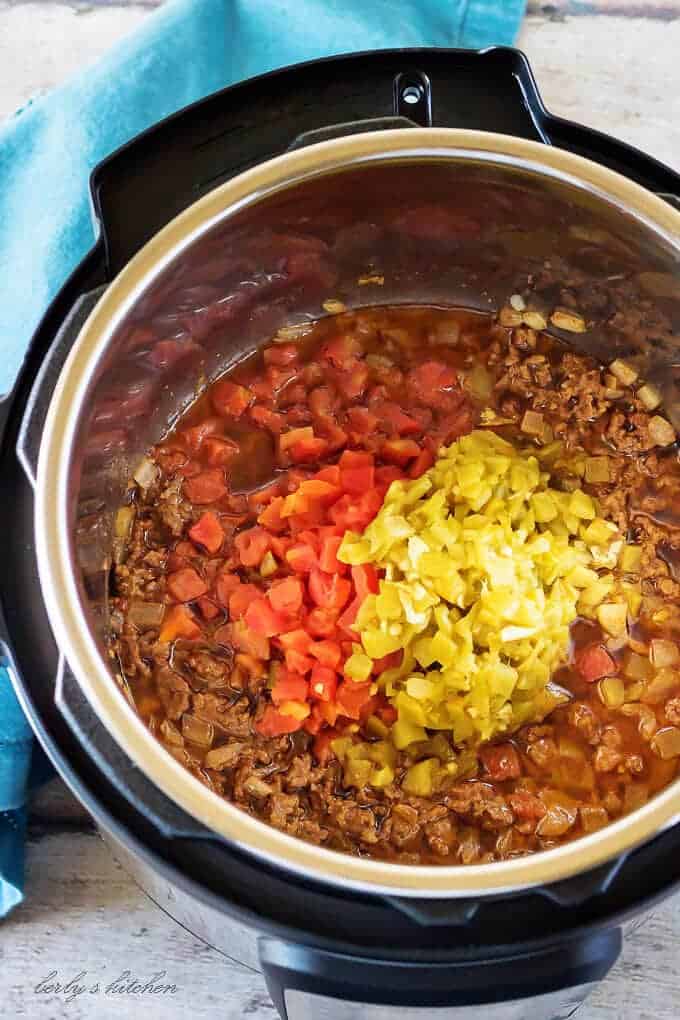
[{"x1": 1, "y1": 2, "x2": 680, "y2": 1017}]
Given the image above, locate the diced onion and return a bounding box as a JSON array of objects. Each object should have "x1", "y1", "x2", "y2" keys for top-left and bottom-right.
[
  {"x1": 114, "y1": 506, "x2": 135, "y2": 539},
  {"x1": 181, "y1": 713, "x2": 214, "y2": 748},
  {"x1": 584, "y1": 456, "x2": 611, "y2": 484},
  {"x1": 648, "y1": 415, "x2": 676, "y2": 447},
  {"x1": 160, "y1": 719, "x2": 184, "y2": 747},
  {"x1": 550, "y1": 308, "x2": 586, "y2": 333},
  {"x1": 274, "y1": 322, "x2": 314, "y2": 343},
  {"x1": 133, "y1": 456, "x2": 160, "y2": 489},
  {"x1": 609, "y1": 359, "x2": 639, "y2": 386},
  {"x1": 520, "y1": 410, "x2": 545, "y2": 436},
  {"x1": 650, "y1": 639, "x2": 679, "y2": 668},
  {"x1": 322, "y1": 298, "x2": 346, "y2": 315},
  {"x1": 128, "y1": 600, "x2": 165, "y2": 630},
  {"x1": 641, "y1": 669, "x2": 680, "y2": 706},
  {"x1": 637, "y1": 383, "x2": 662, "y2": 411},
  {"x1": 651, "y1": 726, "x2": 680, "y2": 760},
  {"x1": 598, "y1": 676, "x2": 625, "y2": 708}
]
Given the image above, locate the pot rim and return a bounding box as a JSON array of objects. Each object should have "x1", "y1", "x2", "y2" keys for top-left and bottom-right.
[{"x1": 36, "y1": 128, "x2": 680, "y2": 897}]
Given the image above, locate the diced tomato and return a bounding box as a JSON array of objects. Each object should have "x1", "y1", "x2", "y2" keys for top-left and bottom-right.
[
  {"x1": 303, "y1": 710, "x2": 324, "y2": 735},
  {"x1": 336, "y1": 680, "x2": 373, "y2": 719},
  {"x1": 250, "y1": 405, "x2": 286, "y2": 434},
  {"x1": 337, "y1": 362, "x2": 369, "y2": 401},
  {"x1": 306, "y1": 607, "x2": 339, "y2": 638},
  {"x1": 372, "y1": 650, "x2": 402, "y2": 674},
  {"x1": 309, "y1": 640, "x2": 342, "y2": 670},
  {"x1": 234, "y1": 526, "x2": 271, "y2": 567},
  {"x1": 409, "y1": 447, "x2": 435, "y2": 478},
  {"x1": 248, "y1": 480, "x2": 282, "y2": 511},
  {"x1": 315, "y1": 419, "x2": 348, "y2": 453},
  {"x1": 197, "y1": 597, "x2": 221, "y2": 621},
  {"x1": 297, "y1": 478, "x2": 343, "y2": 505},
  {"x1": 271, "y1": 671, "x2": 309, "y2": 705},
  {"x1": 202, "y1": 436, "x2": 240, "y2": 468},
  {"x1": 290, "y1": 436, "x2": 329, "y2": 464},
  {"x1": 410, "y1": 362, "x2": 465, "y2": 414},
  {"x1": 308, "y1": 386, "x2": 336, "y2": 417},
  {"x1": 315, "y1": 464, "x2": 342, "y2": 486},
  {"x1": 318, "y1": 534, "x2": 344, "y2": 574},
  {"x1": 440, "y1": 405, "x2": 475, "y2": 443},
  {"x1": 309, "y1": 663, "x2": 338, "y2": 702},
  {"x1": 377, "y1": 402, "x2": 422, "y2": 436},
  {"x1": 411, "y1": 360, "x2": 458, "y2": 396},
  {"x1": 257, "y1": 705, "x2": 303, "y2": 737},
  {"x1": 381, "y1": 438, "x2": 422, "y2": 466},
  {"x1": 218, "y1": 620, "x2": 269, "y2": 659},
  {"x1": 188, "y1": 512, "x2": 224, "y2": 554},
  {"x1": 159, "y1": 604, "x2": 202, "y2": 642},
  {"x1": 377, "y1": 704, "x2": 398, "y2": 725},
  {"x1": 182, "y1": 417, "x2": 223, "y2": 452},
  {"x1": 285, "y1": 405, "x2": 312, "y2": 427},
  {"x1": 285, "y1": 649, "x2": 315, "y2": 674},
  {"x1": 212, "y1": 379, "x2": 253, "y2": 418},
  {"x1": 375, "y1": 465, "x2": 404, "y2": 488},
  {"x1": 287, "y1": 505, "x2": 327, "y2": 533},
  {"x1": 329, "y1": 489, "x2": 383, "y2": 530},
  {"x1": 346, "y1": 406, "x2": 379, "y2": 439},
  {"x1": 267, "y1": 365, "x2": 299, "y2": 395},
  {"x1": 183, "y1": 468, "x2": 228, "y2": 504},
  {"x1": 245, "y1": 598, "x2": 288, "y2": 637},
  {"x1": 280, "y1": 426, "x2": 315, "y2": 452},
  {"x1": 321, "y1": 334, "x2": 362, "y2": 369},
  {"x1": 277, "y1": 629, "x2": 313, "y2": 655},
  {"x1": 308, "y1": 568, "x2": 351, "y2": 611},
  {"x1": 167, "y1": 540, "x2": 195, "y2": 571},
  {"x1": 258, "y1": 496, "x2": 286, "y2": 532},
  {"x1": 337, "y1": 596, "x2": 362, "y2": 639},
  {"x1": 263, "y1": 344, "x2": 299, "y2": 367},
  {"x1": 351, "y1": 564, "x2": 379, "y2": 601},
  {"x1": 575, "y1": 644, "x2": 618, "y2": 683},
  {"x1": 286, "y1": 543, "x2": 318, "y2": 574},
  {"x1": 480, "y1": 743, "x2": 521, "y2": 782},
  {"x1": 176, "y1": 459, "x2": 202, "y2": 478},
  {"x1": 339, "y1": 449, "x2": 375, "y2": 494},
  {"x1": 167, "y1": 567, "x2": 208, "y2": 603},
  {"x1": 269, "y1": 534, "x2": 293, "y2": 560},
  {"x1": 315, "y1": 700, "x2": 339, "y2": 727},
  {"x1": 227, "y1": 582, "x2": 262, "y2": 620},
  {"x1": 213, "y1": 570, "x2": 240, "y2": 606},
  {"x1": 313, "y1": 728, "x2": 339, "y2": 764},
  {"x1": 268, "y1": 576, "x2": 304, "y2": 615}
]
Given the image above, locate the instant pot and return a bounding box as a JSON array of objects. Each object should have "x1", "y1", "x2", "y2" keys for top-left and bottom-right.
[{"x1": 2, "y1": 48, "x2": 680, "y2": 1019}]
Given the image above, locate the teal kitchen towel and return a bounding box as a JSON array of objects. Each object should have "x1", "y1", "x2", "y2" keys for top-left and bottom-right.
[{"x1": 0, "y1": 0, "x2": 525, "y2": 916}]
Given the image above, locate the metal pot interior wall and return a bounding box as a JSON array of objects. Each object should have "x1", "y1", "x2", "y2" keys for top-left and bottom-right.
[{"x1": 72, "y1": 156, "x2": 680, "y2": 657}]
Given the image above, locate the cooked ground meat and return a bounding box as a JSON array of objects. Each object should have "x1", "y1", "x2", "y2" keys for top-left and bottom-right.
[{"x1": 109, "y1": 306, "x2": 680, "y2": 866}]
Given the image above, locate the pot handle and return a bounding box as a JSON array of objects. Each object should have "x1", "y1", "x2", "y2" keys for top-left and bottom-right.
[
  {"x1": 286, "y1": 69, "x2": 432, "y2": 150},
  {"x1": 258, "y1": 928, "x2": 621, "y2": 1020},
  {"x1": 90, "y1": 47, "x2": 554, "y2": 275}
]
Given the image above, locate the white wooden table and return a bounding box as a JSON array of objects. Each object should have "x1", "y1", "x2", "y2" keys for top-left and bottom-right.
[{"x1": 1, "y1": 2, "x2": 680, "y2": 1017}]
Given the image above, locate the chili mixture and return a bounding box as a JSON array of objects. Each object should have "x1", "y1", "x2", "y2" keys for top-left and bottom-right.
[{"x1": 109, "y1": 305, "x2": 680, "y2": 865}]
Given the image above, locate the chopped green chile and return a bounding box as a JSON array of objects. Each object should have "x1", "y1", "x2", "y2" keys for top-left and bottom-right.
[{"x1": 109, "y1": 304, "x2": 680, "y2": 867}]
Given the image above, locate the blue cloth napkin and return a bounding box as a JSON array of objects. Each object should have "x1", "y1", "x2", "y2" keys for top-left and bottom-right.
[{"x1": 0, "y1": 0, "x2": 525, "y2": 917}]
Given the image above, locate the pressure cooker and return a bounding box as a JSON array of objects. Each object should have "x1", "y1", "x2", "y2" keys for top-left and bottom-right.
[{"x1": 1, "y1": 48, "x2": 680, "y2": 1019}]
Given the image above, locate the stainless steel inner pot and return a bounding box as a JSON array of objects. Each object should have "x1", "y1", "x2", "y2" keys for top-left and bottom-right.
[{"x1": 35, "y1": 129, "x2": 680, "y2": 897}]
